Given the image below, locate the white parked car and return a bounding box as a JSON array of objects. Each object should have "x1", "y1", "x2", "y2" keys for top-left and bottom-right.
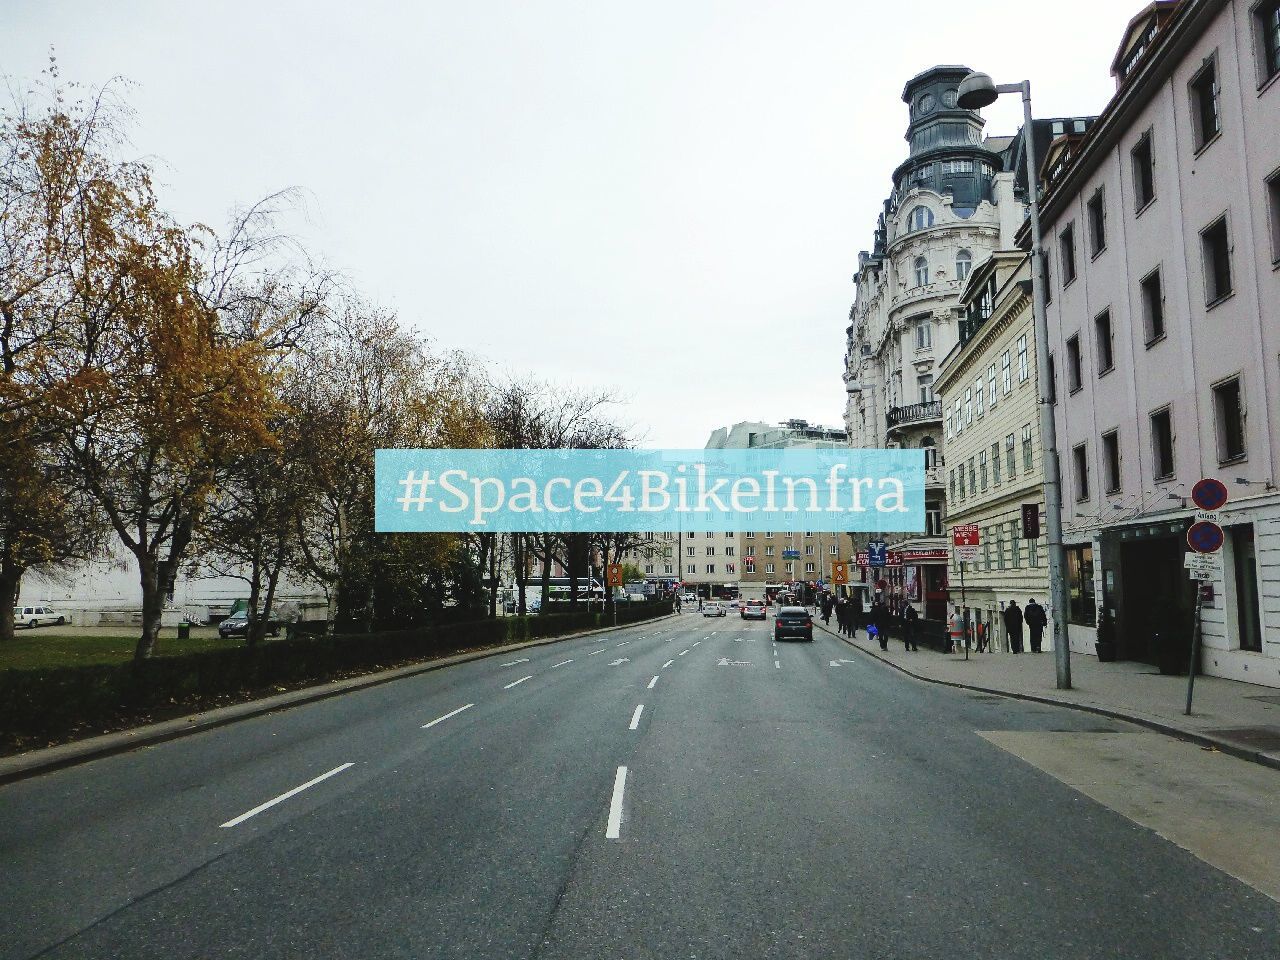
[
  {"x1": 13, "y1": 605, "x2": 66, "y2": 628},
  {"x1": 702, "y1": 601, "x2": 727, "y2": 618}
]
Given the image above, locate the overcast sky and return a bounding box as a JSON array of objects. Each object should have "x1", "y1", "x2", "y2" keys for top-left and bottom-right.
[{"x1": 4, "y1": 1, "x2": 1136, "y2": 447}]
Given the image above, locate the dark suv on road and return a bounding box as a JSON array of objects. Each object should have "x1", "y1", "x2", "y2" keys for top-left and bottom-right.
[{"x1": 773, "y1": 606, "x2": 813, "y2": 642}]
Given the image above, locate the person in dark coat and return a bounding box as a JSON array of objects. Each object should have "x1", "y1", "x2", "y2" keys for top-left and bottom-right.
[
  {"x1": 1002, "y1": 600, "x2": 1025, "y2": 654},
  {"x1": 870, "y1": 599, "x2": 890, "y2": 650},
  {"x1": 901, "y1": 601, "x2": 919, "y2": 651},
  {"x1": 821, "y1": 594, "x2": 833, "y2": 625},
  {"x1": 1024, "y1": 598, "x2": 1048, "y2": 653}
]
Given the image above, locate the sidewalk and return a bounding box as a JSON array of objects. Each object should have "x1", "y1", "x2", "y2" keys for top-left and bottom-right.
[{"x1": 819, "y1": 621, "x2": 1280, "y2": 771}]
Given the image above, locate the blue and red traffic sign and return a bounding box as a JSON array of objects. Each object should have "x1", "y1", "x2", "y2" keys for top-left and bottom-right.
[
  {"x1": 1187, "y1": 521, "x2": 1225, "y2": 554},
  {"x1": 1191, "y1": 478, "x2": 1229, "y2": 511}
]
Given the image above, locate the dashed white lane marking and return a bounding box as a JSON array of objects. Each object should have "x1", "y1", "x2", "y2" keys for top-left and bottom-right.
[
  {"x1": 588, "y1": 649, "x2": 606, "y2": 656},
  {"x1": 499, "y1": 658, "x2": 530, "y2": 667},
  {"x1": 220, "y1": 763, "x2": 355, "y2": 828},
  {"x1": 551, "y1": 659, "x2": 573, "y2": 668},
  {"x1": 606, "y1": 766, "x2": 628, "y2": 839},
  {"x1": 617, "y1": 641, "x2": 630, "y2": 646},
  {"x1": 629, "y1": 704, "x2": 645, "y2": 730},
  {"x1": 678, "y1": 649, "x2": 689, "y2": 656},
  {"x1": 504, "y1": 675, "x2": 533, "y2": 689},
  {"x1": 775, "y1": 660, "x2": 781, "y2": 669},
  {"x1": 421, "y1": 703, "x2": 474, "y2": 729},
  {"x1": 692, "y1": 641, "x2": 701, "y2": 647},
  {"x1": 662, "y1": 659, "x2": 674, "y2": 668},
  {"x1": 648, "y1": 675, "x2": 659, "y2": 689}
]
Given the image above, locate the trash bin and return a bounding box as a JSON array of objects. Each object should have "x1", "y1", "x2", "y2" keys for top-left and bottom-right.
[{"x1": 177, "y1": 622, "x2": 191, "y2": 640}]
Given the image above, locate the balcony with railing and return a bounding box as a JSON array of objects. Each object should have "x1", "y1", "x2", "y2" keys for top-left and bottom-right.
[{"x1": 885, "y1": 400, "x2": 942, "y2": 430}]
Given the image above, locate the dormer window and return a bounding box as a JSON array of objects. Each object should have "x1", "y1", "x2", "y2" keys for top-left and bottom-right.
[
  {"x1": 1118, "y1": 20, "x2": 1159, "y2": 81},
  {"x1": 909, "y1": 206, "x2": 935, "y2": 231}
]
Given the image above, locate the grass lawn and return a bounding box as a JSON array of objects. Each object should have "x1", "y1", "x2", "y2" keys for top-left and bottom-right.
[{"x1": 0, "y1": 630, "x2": 273, "y2": 671}]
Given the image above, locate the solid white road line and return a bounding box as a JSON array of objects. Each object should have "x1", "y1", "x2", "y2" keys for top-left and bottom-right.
[
  {"x1": 588, "y1": 649, "x2": 606, "y2": 656},
  {"x1": 220, "y1": 763, "x2": 355, "y2": 829},
  {"x1": 421, "y1": 703, "x2": 474, "y2": 729},
  {"x1": 648, "y1": 676, "x2": 659, "y2": 689},
  {"x1": 504, "y1": 675, "x2": 533, "y2": 689},
  {"x1": 606, "y1": 766, "x2": 628, "y2": 839},
  {"x1": 662, "y1": 659, "x2": 674, "y2": 668},
  {"x1": 499, "y1": 658, "x2": 530, "y2": 667},
  {"x1": 629, "y1": 704, "x2": 644, "y2": 730},
  {"x1": 550, "y1": 659, "x2": 573, "y2": 668}
]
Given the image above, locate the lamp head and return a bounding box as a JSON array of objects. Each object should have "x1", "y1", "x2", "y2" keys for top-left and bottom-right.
[{"x1": 957, "y1": 72, "x2": 999, "y2": 110}]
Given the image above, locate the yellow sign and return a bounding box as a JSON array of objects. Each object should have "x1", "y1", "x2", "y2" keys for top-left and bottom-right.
[
  {"x1": 606, "y1": 563, "x2": 624, "y2": 587},
  {"x1": 831, "y1": 562, "x2": 849, "y2": 585}
]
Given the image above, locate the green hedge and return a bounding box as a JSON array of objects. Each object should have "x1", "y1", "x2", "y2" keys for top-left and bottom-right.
[{"x1": 0, "y1": 601, "x2": 671, "y2": 750}]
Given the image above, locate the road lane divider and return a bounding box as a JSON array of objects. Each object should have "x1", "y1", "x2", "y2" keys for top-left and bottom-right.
[
  {"x1": 678, "y1": 649, "x2": 689, "y2": 656},
  {"x1": 606, "y1": 766, "x2": 628, "y2": 839},
  {"x1": 662, "y1": 659, "x2": 674, "y2": 668},
  {"x1": 551, "y1": 659, "x2": 573, "y2": 668},
  {"x1": 421, "y1": 704, "x2": 474, "y2": 729},
  {"x1": 587, "y1": 649, "x2": 606, "y2": 656},
  {"x1": 503, "y1": 675, "x2": 533, "y2": 689},
  {"x1": 629, "y1": 705, "x2": 644, "y2": 730},
  {"x1": 220, "y1": 763, "x2": 355, "y2": 829},
  {"x1": 499, "y1": 658, "x2": 530, "y2": 667},
  {"x1": 647, "y1": 676, "x2": 659, "y2": 689}
]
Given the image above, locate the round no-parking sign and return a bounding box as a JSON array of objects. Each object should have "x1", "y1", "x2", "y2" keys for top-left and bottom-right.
[
  {"x1": 1187, "y1": 520, "x2": 1224, "y2": 554},
  {"x1": 1191, "y1": 478, "x2": 1229, "y2": 511}
]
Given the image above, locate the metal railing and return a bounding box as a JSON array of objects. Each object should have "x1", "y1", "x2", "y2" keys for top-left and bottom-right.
[{"x1": 886, "y1": 400, "x2": 942, "y2": 428}]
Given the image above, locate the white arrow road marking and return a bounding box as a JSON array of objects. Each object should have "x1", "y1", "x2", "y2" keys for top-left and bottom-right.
[
  {"x1": 716, "y1": 657, "x2": 752, "y2": 666},
  {"x1": 504, "y1": 675, "x2": 533, "y2": 689},
  {"x1": 220, "y1": 763, "x2": 354, "y2": 828},
  {"x1": 629, "y1": 704, "x2": 644, "y2": 730},
  {"x1": 609, "y1": 658, "x2": 631, "y2": 666},
  {"x1": 648, "y1": 676, "x2": 659, "y2": 689},
  {"x1": 662, "y1": 659, "x2": 674, "y2": 668},
  {"x1": 606, "y1": 766, "x2": 628, "y2": 839},
  {"x1": 829, "y1": 659, "x2": 857, "y2": 667},
  {"x1": 421, "y1": 704, "x2": 473, "y2": 729},
  {"x1": 499, "y1": 658, "x2": 530, "y2": 666},
  {"x1": 551, "y1": 660, "x2": 573, "y2": 668}
]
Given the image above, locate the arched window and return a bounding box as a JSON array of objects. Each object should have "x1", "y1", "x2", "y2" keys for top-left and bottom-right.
[
  {"x1": 909, "y1": 206, "x2": 935, "y2": 231},
  {"x1": 955, "y1": 249, "x2": 973, "y2": 281},
  {"x1": 914, "y1": 257, "x2": 929, "y2": 287}
]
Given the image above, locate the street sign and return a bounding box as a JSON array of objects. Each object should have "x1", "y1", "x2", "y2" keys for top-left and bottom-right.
[
  {"x1": 1191, "y1": 477, "x2": 1229, "y2": 511},
  {"x1": 1021, "y1": 503, "x2": 1041, "y2": 540},
  {"x1": 1192, "y1": 510, "x2": 1222, "y2": 525},
  {"x1": 606, "y1": 563, "x2": 624, "y2": 587},
  {"x1": 867, "y1": 540, "x2": 888, "y2": 566},
  {"x1": 951, "y1": 524, "x2": 980, "y2": 547},
  {"x1": 1184, "y1": 550, "x2": 1224, "y2": 574},
  {"x1": 954, "y1": 545, "x2": 979, "y2": 563},
  {"x1": 1187, "y1": 521, "x2": 1225, "y2": 554},
  {"x1": 856, "y1": 551, "x2": 902, "y2": 567}
]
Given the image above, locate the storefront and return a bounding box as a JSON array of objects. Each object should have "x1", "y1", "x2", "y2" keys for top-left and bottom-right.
[{"x1": 1098, "y1": 517, "x2": 1194, "y2": 670}]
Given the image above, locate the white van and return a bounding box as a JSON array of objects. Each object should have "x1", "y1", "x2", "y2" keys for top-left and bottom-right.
[{"x1": 13, "y1": 605, "x2": 66, "y2": 628}]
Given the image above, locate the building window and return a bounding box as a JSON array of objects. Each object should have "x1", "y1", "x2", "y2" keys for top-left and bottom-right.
[
  {"x1": 1267, "y1": 170, "x2": 1280, "y2": 265},
  {"x1": 725, "y1": 546, "x2": 735, "y2": 556},
  {"x1": 687, "y1": 546, "x2": 695, "y2": 557},
  {"x1": 1087, "y1": 187, "x2": 1106, "y2": 257},
  {"x1": 1201, "y1": 215, "x2": 1233, "y2": 304},
  {"x1": 1001, "y1": 350, "x2": 1012, "y2": 395},
  {"x1": 1067, "y1": 545, "x2": 1096, "y2": 626},
  {"x1": 1095, "y1": 309, "x2": 1114, "y2": 374},
  {"x1": 1022, "y1": 424, "x2": 1034, "y2": 472},
  {"x1": 1017, "y1": 334, "x2": 1029, "y2": 382},
  {"x1": 765, "y1": 563, "x2": 775, "y2": 574},
  {"x1": 745, "y1": 531, "x2": 754, "y2": 539},
  {"x1": 805, "y1": 544, "x2": 815, "y2": 556},
  {"x1": 914, "y1": 257, "x2": 929, "y2": 287},
  {"x1": 1140, "y1": 268, "x2": 1166, "y2": 344},
  {"x1": 945, "y1": 409, "x2": 953, "y2": 439},
  {"x1": 706, "y1": 531, "x2": 714, "y2": 538},
  {"x1": 1132, "y1": 132, "x2": 1156, "y2": 210},
  {"x1": 1041, "y1": 252, "x2": 1053, "y2": 304},
  {"x1": 765, "y1": 545, "x2": 774, "y2": 556},
  {"x1": 974, "y1": 375, "x2": 984, "y2": 417},
  {"x1": 1213, "y1": 376, "x2": 1247, "y2": 463},
  {"x1": 1048, "y1": 353, "x2": 1057, "y2": 402},
  {"x1": 1190, "y1": 55, "x2": 1221, "y2": 150},
  {"x1": 745, "y1": 561, "x2": 755, "y2": 574},
  {"x1": 805, "y1": 562, "x2": 815, "y2": 574},
  {"x1": 1006, "y1": 433, "x2": 1017, "y2": 478},
  {"x1": 1150, "y1": 407, "x2": 1175, "y2": 479},
  {"x1": 665, "y1": 565, "x2": 673, "y2": 574},
  {"x1": 916, "y1": 318, "x2": 932, "y2": 350},
  {"x1": 979, "y1": 449, "x2": 989, "y2": 490},
  {"x1": 1060, "y1": 224, "x2": 1077, "y2": 284},
  {"x1": 949, "y1": 469, "x2": 956, "y2": 502},
  {"x1": 706, "y1": 564, "x2": 715, "y2": 574},
  {"x1": 987, "y1": 363, "x2": 997, "y2": 407},
  {"x1": 1102, "y1": 429, "x2": 1121, "y2": 493},
  {"x1": 726, "y1": 563, "x2": 736, "y2": 574},
  {"x1": 1260, "y1": 1, "x2": 1280, "y2": 84},
  {"x1": 964, "y1": 388, "x2": 973, "y2": 424},
  {"x1": 955, "y1": 249, "x2": 972, "y2": 281},
  {"x1": 918, "y1": 374, "x2": 934, "y2": 404},
  {"x1": 829, "y1": 543, "x2": 838, "y2": 555},
  {"x1": 687, "y1": 564, "x2": 696, "y2": 575},
  {"x1": 706, "y1": 546, "x2": 715, "y2": 556},
  {"x1": 967, "y1": 457, "x2": 976, "y2": 494},
  {"x1": 1072, "y1": 443, "x2": 1090, "y2": 501},
  {"x1": 954, "y1": 398, "x2": 962, "y2": 434},
  {"x1": 644, "y1": 564, "x2": 654, "y2": 574},
  {"x1": 1066, "y1": 335, "x2": 1083, "y2": 393},
  {"x1": 909, "y1": 205, "x2": 935, "y2": 231},
  {"x1": 991, "y1": 441, "x2": 1002, "y2": 484}
]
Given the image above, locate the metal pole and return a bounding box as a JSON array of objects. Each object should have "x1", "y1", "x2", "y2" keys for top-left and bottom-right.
[
  {"x1": 961, "y1": 561, "x2": 969, "y2": 661},
  {"x1": 1184, "y1": 579, "x2": 1204, "y2": 715},
  {"x1": 1019, "y1": 80, "x2": 1072, "y2": 690}
]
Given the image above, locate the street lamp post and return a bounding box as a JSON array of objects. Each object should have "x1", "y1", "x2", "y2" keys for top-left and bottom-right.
[{"x1": 958, "y1": 71, "x2": 1072, "y2": 690}]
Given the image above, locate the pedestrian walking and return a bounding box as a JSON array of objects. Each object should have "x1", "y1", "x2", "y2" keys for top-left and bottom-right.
[
  {"x1": 975, "y1": 619, "x2": 988, "y2": 653},
  {"x1": 946, "y1": 606, "x2": 963, "y2": 654},
  {"x1": 870, "y1": 599, "x2": 890, "y2": 651},
  {"x1": 1002, "y1": 600, "x2": 1025, "y2": 654},
  {"x1": 1025, "y1": 598, "x2": 1047, "y2": 653},
  {"x1": 902, "y1": 601, "x2": 919, "y2": 651},
  {"x1": 821, "y1": 594, "x2": 833, "y2": 625}
]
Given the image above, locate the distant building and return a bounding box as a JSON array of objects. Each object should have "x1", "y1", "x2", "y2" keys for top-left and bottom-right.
[{"x1": 1035, "y1": 0, "x2": 1280, "y2": 684}]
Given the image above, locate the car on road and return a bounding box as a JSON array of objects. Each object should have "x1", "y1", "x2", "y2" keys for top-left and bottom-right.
[
  {"x1": 217, "y1": 613, "x2": 282, "y2": 639},
  {"x1": 680, "y1": 592, "x2": 697, "y2": 604},
  {"x1": 773, "y1": 605, "x2": 814, "y2": 642},
  {"x1": 13, "y1": 605, "x2": 66, "y2": 628},
  {"x1": 702, "y1": 601, "x2": 727, "y2": 617},
  {"x1": 740, "y1": 599, "x2": 767, "y2": 620}
]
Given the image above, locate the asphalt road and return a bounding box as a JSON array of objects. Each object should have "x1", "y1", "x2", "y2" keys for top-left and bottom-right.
[{"x1": 3, "y1": 610, "x2": 1279, "y2": 959}]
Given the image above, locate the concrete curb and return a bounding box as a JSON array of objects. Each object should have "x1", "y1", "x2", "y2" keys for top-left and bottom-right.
[
  {"x1": 817, "y1": 621, "x2": 1280, "y2": 774},
  {"x1": 0, "y1": 613, "x2": 677, "y2": 787}
]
